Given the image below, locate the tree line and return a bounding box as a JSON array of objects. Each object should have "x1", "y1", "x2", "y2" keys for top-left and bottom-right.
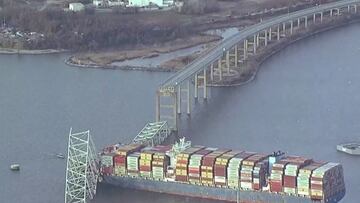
[{"x1": 0, "y1": 5, "x2": 196, "y2": 50}]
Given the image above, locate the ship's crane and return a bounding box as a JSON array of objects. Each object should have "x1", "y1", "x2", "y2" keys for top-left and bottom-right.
[{"x1": 64, "y1": 129, "x2": 99, "y2": 203}]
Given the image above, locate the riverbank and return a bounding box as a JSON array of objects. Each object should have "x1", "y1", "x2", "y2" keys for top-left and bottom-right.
[
  {"x1": 64, "y1": 1, "x2": 331, "y2": 71},
  {"x1": 0, "y1": 48, "x2": 67, "y2": 55},
  {"x1": 211, "y1": 14, "x2": 360, "y2": 87},
  {"x1": 66, "y1": 34, "x2": 221, "y2": 71}
]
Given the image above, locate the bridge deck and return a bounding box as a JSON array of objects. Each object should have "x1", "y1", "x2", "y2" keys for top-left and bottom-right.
[{"x1": 160, "y1": 0, "x2": 360, "y2": 88}]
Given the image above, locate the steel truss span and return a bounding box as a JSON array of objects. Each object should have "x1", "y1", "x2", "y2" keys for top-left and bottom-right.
[{"x1": 65, "y1": 129, "x2": 99, "y2": 203}]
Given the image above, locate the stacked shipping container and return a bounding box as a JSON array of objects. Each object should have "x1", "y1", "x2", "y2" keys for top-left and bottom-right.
[
  {"x1": 100, "y1": 143, "x2": 345, "y2": 202},
  {"x1": 175, "y1": 146, "x2": 204, "y2": 182},
  {"x1": 310, "y1": 163, "x2": 345, "y2": 201},
  {"x1": 283, "y1": 157, "x2": 312, "y2": 195},
  {"x1": 101, "y1": 153, "x2": 114, "y2": 175},
  {"x1": 127, "y1": 152, "x2": 141, "y2": 177},
  {"x1": 253, "y1": 160, "x2": 269, "y2": 190},
  {"x1": 188, "y1": 148, "x2": 214, "y2": 184},
  {"x1": 240, "y1": 154, "x2": 269, "y2": 190},
  {"x1": 140, "y1": 147, "x2": 155, "y2": 178},
  {"x1": 227, "y1": 152, "x2": 255, "y2": 189},
  {"x1": 152, "y1": 145, "x2": 171, "y2": 180},
  {"x1": 214, "y1": 151, "x2": 242, "y2": 187},
  {"x1": 114, "y1": 144, "x2": 144, "y2": 176},
  {"x1": 297, "y1": 162, "x2": 326, "y2": 197},
  {"x1": 201, "y1": 149, "x2": 230, "y2": 186},
  {"x1": 270, "y1": 159, "x2": 291, "y2": 192}
]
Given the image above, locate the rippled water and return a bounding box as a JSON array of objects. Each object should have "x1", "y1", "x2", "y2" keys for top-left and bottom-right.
[{"x1": 0, "y1": 24, "x2": 359, "y2": 203}]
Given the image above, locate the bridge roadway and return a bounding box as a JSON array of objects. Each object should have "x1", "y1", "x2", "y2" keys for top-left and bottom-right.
[{"x1": 161, "y1": 0, "x2": 360, "y2": 88}]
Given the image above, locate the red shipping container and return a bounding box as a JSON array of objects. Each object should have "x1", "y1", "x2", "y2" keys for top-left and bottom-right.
[
  {"x1": 188, "y1": 168, "x2": 200, "y2": 174},
  {"x1": 101, "y1": 166, "x2": 113, "y2": 175},
  {"x1": 214, "y1": 167, "x2": 226, "y2": 176},
  {"x1": 284, "y1": 175, "x2": 296, "y2": 187},
  {"x1": 113, "y1": 155, "x2": 126, "y2": 165},
  {"x1": 139, "y1": 166, "x2": 151, "y2": 171},
  {"x1": 175, "y1": 175, "x2": 188, "y2": 182},
  {"x1": 177, "y1": 160, "x2": 189, "y2": 164},
  {"x1": 270, "y1": 180, "x2": 283, "y2": 192}
]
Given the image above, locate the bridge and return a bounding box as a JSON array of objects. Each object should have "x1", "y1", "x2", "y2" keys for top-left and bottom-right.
[{"x1": 156, "y1": 0, "x2": 360, "y2": 130}]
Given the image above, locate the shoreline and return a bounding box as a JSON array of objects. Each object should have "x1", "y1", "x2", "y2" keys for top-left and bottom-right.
[
  {"x1": 0, "y1": 48, "x2": 68, "y2": 55},
  {"x1": 65, "y1": 16, "x2": 360, "y2": 77},
  {"x1": 208, "y1": 15, "x2": 360, "y2": 87}
]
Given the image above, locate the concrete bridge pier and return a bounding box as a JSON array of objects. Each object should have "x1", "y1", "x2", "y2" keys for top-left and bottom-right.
[
  {"x1": 290, "y1": 20, "x2": 294, "y2": 35},
  {"x1": 277, "y1": 25, "x2": 280, "y2": 40},
  {"x1": 156, "y1": 86, "x2": 178, "y2": 130},
  {"x1": 176, "y1": 81, "x2": 192, "y2": 115},
  {"x1": 194, "y1": 73, "x2": 198, "y2": 99},
  {"x1": 297, "y1": 18, "x2": 301, "y2": 28},
  {"x1": 234, "y1": 45, "x2": 239, "y2": 68},
  {"x1": 186, "y1": 80, "x2": 191, "y2": 114},
  {"x1": 226, "y1": 50, "x2": 230, "y2": 74},
  {"x1": 210, "y1": 64, "x2": 214, "y2": 81},
  {"x1": 258, "y1": 30, "x2": 268, "y2": 46},
  {"x1": 320, "y1": 12, "x2": 323, "y2": 23},
  {"x1": 281, "y1": 23, "x2": 286, "y2": 37},
  {"x1": 218, "y1": 59, "x2": 223, "y2": 81},
  {"x1": 177, "y1": 85, "x2": 181, "y2": 114},
  {"x1": 305, "y1": 16, "x2": 308, "y2": 28},
  {"x1": 253, "y1": 35, "x2": 257, "y2": 53},
  {"x1": 243, "y1": 39, "x2": 248, "y2": 60}
]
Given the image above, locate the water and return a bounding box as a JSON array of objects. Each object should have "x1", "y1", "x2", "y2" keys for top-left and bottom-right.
[
  {"x1": 1, "y1": 23, "x2": 360, "y2": 203},
  {"x1": 112, "y1": 27, "x2": 240, "y2": 68}
]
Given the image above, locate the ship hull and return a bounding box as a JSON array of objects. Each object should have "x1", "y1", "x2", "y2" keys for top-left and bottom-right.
[{"x1": 102, "y1": 176, "x2": 345, "y2": 203}]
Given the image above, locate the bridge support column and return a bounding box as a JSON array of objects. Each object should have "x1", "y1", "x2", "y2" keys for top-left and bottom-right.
[
  {"x1": 277, "y1": 25, "x2": 280, "y2": 41},
  {"x1": 187, "y1": 80, "x2": 191, "y2": 114},
  {"x1": 156, "y1": 92, "x2": 160, "y2": 122},
  {"x1": 256, "y1": 33, "x2": 260, "y2": 47},
  {"x1": 253, "y1": 35, "x2": 257, "y2": 53},
  {"x1": 234, "y1": 45, "x2": 238, "y2": 68},
  {"x1": 218, "y1": 59, "x2": 223, "y2": 81},
  {"x1": 156, "y1": 87, "x2": 178, "y2": 130},
  {"x1": 177, "y1": 85, "x2": 181, "y2": 114},
  {"x1": 226, "y1": 51, "x2": 230, "y2": 74},
  {"x1": 194, "y1": 73, "x2": 198, "y2": 99},
  {"x1": 269, "y1": 28, "x2": 272, "y2": 41},
  {"x1": 355, "y1": 5, "x2": 357, "y2": 13},
  {"x1": 313, "y1": 13, "x2": 316, "y2": 23},
  {"x1": 264, "y1": 30, "x2": 268, "y2": 46},
  {"x1": 203, "y1": 69, "x2": 207, "y2": 99},
  {"x1": 282, "y1": 23, "x2": 286, "y2": 37},
  {"x1": 330, "y1": 9, "x2": 333, "y2": 16},
  {"x1": 210, "y1": 63, "x2": 214, "y2": 81},
  {"x1": 243, "y1": 40, "x2": 248, "y2": 60},
  {"x1": 348, "y1": 5, "x2": 351, "y2": 12},
  {"x1": 320, "y1": 12, "x2": 323, "y2": 23},
  {"x1": 173, "y1": 93, "x2": 178, "y2": 130},
  {"x1": 290, "y1": 21, "x2": 293, "y2": 35},
  {"x1": 305, "y1": 16, "x2": 308, "y2": 28},
  {"x1": 297, "y1": 18, "x2": 300, "y2": 28},
  {"x1": 335, "y1": 8, "x2": 340, "y2": 16}
]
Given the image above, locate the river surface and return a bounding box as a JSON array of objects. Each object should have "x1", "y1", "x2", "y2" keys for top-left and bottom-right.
[{"x1": 1, "y1": 23, "x2": 360, "y2": 203}]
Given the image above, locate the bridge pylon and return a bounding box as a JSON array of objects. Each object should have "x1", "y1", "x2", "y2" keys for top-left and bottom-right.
[{"x1": 65, "y1": 128, "x2": 99, "y2": 203}]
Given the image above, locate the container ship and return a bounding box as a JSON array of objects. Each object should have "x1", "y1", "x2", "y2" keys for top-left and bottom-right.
[{"x1": 99, "y1": 139, "x2": 345, "y2": 202}]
